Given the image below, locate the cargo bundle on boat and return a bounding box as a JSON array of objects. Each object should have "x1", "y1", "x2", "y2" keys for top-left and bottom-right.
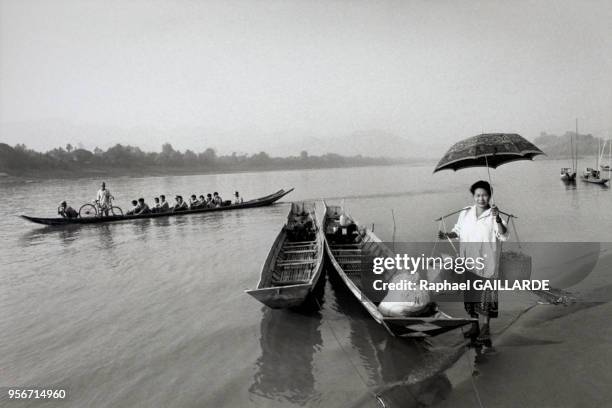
[{"x1": 323, "y1": 202, "x2": 477, "y2": 338}]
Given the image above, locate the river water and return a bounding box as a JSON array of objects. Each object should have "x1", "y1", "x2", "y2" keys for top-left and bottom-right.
[{"x1": 1, "y1": 160, "x2": 611, "y2": 407}]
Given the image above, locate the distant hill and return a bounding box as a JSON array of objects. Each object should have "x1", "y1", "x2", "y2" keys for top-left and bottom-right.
[
  {"x1": 0, "y1": 142, "x2": 416, "y2": 179},
  {"x1": 533, "y1": 131, "x2": 611, "y2": 159},
  {"x1": 262, "y1": 129, "x2": 434, "y2": 159},
  {"x1": 0, "y1": 120, "x2": 433, "y2": 160}
]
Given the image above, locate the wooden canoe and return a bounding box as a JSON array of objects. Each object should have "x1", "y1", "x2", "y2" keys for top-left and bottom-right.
[
  {"x1": 322, "y1": 202, "x2": 477, "y2": 338},
  {"x1": 246, "y1": 202, "x2": 325, "y2": 309},
  {"x1": 20, "y1": 188, "x2": 294, "y2": 226}
]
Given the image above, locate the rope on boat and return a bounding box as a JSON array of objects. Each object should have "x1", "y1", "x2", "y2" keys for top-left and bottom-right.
[
  {"x1": 314, "y1": 297, "x2": 419, "y2": 407},
  {"x1": 314, "y1": 298, "x2": 378, "y2": 402}
]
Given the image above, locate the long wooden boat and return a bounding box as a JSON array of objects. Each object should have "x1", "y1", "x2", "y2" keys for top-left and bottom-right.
[
  {"x1": 323, "y1": 202, "x2": 477, "y2": 338},
  {"x1": 21, "y1": 188, "x2": 294, "y2": 226},
  {"x1": 246, "y1": 202, "x2": 325, "y2": 309}
]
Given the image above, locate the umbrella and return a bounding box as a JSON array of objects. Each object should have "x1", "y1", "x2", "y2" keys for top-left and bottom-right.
[
  {"x1": 433, "y1": 133, "x2": 544, "y2": 218},
  {"x1": 433, "y1": 133, "x2": 544, "y2": 173}
]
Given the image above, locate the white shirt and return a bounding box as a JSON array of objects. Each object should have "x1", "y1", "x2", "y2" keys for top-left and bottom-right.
[
  {"x1": 96, "y1": 188, "x2": 112, "y2": 206},
  {"x1": 452, "y1": 205, "x2": 509, "y2": 278}
]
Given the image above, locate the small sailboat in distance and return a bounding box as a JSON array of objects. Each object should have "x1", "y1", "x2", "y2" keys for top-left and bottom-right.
[
  {"x1": 599, "y1": 137, "x2": 611, "y2": 172},
  {"x1": 581, "y1": 134, "x2": 610, "y2": 185},
  {"x1": 560, "y1": 119, "x2": 577, "y2": 181}
]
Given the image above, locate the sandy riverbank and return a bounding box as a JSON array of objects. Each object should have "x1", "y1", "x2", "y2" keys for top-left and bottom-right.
[{"x1": 437, "y1": 247, "x2": 612, "y2": 407}]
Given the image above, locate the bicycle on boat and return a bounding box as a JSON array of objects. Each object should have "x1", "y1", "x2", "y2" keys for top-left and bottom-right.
[{"x1": 79, "y1": 198, "x2": 123, "y2": 218}]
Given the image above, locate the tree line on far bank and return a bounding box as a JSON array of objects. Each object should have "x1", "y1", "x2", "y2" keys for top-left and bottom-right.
[
  {"x1": 0, "y1": 142, "x2": 411, "y2": 176},
  {"x1": 534, "y1": 131, "x2": 611, "y2": 158}
]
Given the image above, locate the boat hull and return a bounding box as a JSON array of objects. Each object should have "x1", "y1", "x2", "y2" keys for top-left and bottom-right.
[
  {"x1": 246, "y1": 283, "x2": 315, "y2": 309},
  {"x1": 246, "y1": 202, "x2": 325, "y2": 309},
  {"x1": 580, "y1": 177, "x2": 609, "y2": 185},
  {"x1": 21, "y1": 188, "x2": 294, "y2": 226},
  {"x1": 560, "y1": 172, "x2": 576, "y2": 181},
  {"x1": 323, "y1": 203, "x2": 477, "y2": 338}
]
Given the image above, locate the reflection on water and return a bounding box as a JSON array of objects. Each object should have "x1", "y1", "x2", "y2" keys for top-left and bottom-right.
[
  {"x1": 152, "y1": 215, "x2": 171, "y2": 228},
  {"x1": 20, "y1": 225, "x2": 81, "y2": 248},
  {"x1": 97, "y1": 224, "x2": 116, "y2": 250},
  {"x1": 561, "y1": 179, "x2": 577, "y2": 190},
  {"x1": 327, "y1": 270, "x2": 462, "y2": 407},
  {"x1": 250, "y1": 276, "x2": 325, "y2": 405}
]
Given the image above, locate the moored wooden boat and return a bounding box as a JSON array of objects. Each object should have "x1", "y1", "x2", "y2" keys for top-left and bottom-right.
[
  {"x1": 580, "y1": 132, "x2": 610, "y2": 185},
  {"x1": 560, "y1": 168, "x2": 576, "y2": 181},
  {"x1": 20, "y1": 188, "x2": 294, "y2": 226},
  {"x1": 323, "y1": 202, "x2": 477, "y2": 338},
  {"x1": 246, "y1": 202, "x2": 325, "y2": 309},
  {"x1": 560, "y1": 123, "x2": 578, "y2": 181},
  {"x1": 580, "y1": 168, "x2": 610, "y2": 185}
]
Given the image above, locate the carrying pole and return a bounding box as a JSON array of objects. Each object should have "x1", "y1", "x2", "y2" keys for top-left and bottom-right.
[{"x1": 434, "y1": 208, "x2": 517, "y2": 222}]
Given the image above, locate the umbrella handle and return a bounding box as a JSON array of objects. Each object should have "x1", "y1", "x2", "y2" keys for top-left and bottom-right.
[{"x1": 484, "y1": 154, "x2": 495, "y2": 205}]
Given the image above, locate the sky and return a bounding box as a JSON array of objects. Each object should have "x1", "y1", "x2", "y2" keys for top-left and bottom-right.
[{"x1": 1, "y1": 0, "x2": 611, "y2": 157}]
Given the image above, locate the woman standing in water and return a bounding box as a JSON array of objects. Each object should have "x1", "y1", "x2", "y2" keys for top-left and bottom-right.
[{"x1": 438, "y1": 180, "x2": 508, "y2": 350}]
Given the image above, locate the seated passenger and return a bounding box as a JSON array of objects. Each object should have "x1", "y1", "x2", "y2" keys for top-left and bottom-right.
[
  {"x1": 212, "y1": 192, "x2": 223, "y2": 207},
  {"x1": 135, "y1": 198, "x2": 151, "y2": 215},
  {"x1": 126, "y1": 200, "x2": 139, "y2": 215},
  {"x1": 198, "y1": 195, "x2": 206, "y2": 208},
  {"x1": 234, "y1": 191, "x2": 244, "y2": 204},
  {"x1": 173, "y1": 195, "x2": 188, "y2": 211},
  {"x1": 152, "y1": 197, "x2": 161, "y2": 213},
  {"x1": 58, "y1": 201, "x2": 78, "y2": 218},
  {"x1": 159, "y1": 195, "x2": 170, "y2": 212},
  {"x1": 189, "y1": 194, "x2": 199, "y2": 209},
  {"x1": 205, "y1": 193, "x2": 213, "y2": 207}
]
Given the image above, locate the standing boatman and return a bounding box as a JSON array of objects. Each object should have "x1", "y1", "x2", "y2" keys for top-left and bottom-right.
[{"x1": 96, "y1": 181, "x2": 114, "y2": 216}]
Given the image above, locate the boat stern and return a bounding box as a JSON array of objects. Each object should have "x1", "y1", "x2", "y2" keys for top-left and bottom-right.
[{"x1": 245, "y1": 284, "x2": 312, "y2": 309}]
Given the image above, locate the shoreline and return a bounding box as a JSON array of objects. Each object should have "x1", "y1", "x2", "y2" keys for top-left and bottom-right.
[
  {"x1": 0, "y1": 155, "x2": 591, "y2": 183},
  {"x1": 0, "y1": 161, "x2": 433, "y2": 182}
]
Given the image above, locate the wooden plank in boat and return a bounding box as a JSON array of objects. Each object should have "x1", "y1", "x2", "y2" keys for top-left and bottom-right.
[
  {"x1": 273, "y1": 279, "x2": 310, "y2": 286},
  {"x1": 276, "y1": 260, "x2": 316, "y2": 266}
]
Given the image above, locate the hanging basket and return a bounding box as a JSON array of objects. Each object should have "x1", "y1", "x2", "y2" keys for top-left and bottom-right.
[
  {"x1": 499, "y1": 216, "x2": 531, "y2": 282},
  {"x1": 499, "y1": 250, "x2": 532, "y2": 283}
]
